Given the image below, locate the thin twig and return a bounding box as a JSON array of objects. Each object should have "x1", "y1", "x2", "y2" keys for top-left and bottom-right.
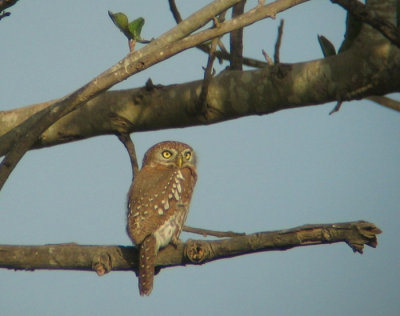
[
  {"x1": 367, "y1": 95, "x2": 400, "y2": 112},
  {"x1": 183, "y1": 225, "x2": 245, "y2": 238},
  {"x1": 197, "y1": 37, "x2": 219, "y2": 114},
  {"x1": 262, "y1": 49, "x2": 274, "y2": 65},
  {"x1": 329, "y1": 101, "x2": 343, "y2": 115},
  {"x1": 169, "y1": 0, "x2": 268, "y2": 69},
  {"x1": 168, "y1": 0, "x2": 183, "y2": 23},
  {"x1": 274, "y1": 19, "x2": 285, "y2": 64},
  {"x1": 117, "y1": 134, "x2": 139, "y2": 180}
]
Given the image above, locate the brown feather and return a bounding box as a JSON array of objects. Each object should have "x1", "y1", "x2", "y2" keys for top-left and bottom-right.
[
  {"x1": 138, "y1": 235, "x2": 157, "y2": 296},
  {"x1": 126, "y1": 141, "x2": 197, "y2": 296}
]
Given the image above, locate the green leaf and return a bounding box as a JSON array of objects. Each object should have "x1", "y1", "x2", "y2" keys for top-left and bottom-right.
[
  {"x1": 128, "y1": 17, "x2": 145, "y2": 41},
  {"x1": 317, "y1": 35, "x2": 336, "y2": 57},
  {"x1": 108, "y1": 11, "x2": 131, "y2": 39}
]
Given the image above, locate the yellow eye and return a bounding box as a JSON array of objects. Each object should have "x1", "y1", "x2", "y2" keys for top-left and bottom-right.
[
  {"x1": 184, "y1": 151, "x2": 191, "y2": 160},
  {"x1": 161, "y1": 150, "x2": 172, "y2": 159}
]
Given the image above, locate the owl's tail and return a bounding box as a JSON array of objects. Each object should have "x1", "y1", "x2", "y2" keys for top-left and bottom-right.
[{"x1": 138, "y1": 235, "x2": 157, "y2": 296}]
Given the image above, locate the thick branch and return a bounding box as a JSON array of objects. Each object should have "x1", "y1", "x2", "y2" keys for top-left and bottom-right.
[
  {"x1": 0, "y1": 221, "x2": 381, "y2": 272},
  {"x1": 0, "y1": 0, "x2": 309, "y2": 189},
  {"x1": 1, "y1": 33, "x2": 399, "y2": 153},
  {"x1": 0, "y1": 0, "x2": 18, "y2": 12}
]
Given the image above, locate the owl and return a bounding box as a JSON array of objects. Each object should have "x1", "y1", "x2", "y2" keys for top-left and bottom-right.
[{"x1": 127, "y1": 141, "x2": 197, "y2": 296}]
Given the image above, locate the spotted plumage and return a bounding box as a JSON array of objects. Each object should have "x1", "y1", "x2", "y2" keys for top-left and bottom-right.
[{"x1": 127, "y1": 141, "x2": 197, "y2": 296}]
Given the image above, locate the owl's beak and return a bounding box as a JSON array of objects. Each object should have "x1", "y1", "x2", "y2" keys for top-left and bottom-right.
[{"x1": 176, "y1": 155, "x2": 183, "y2": 168}]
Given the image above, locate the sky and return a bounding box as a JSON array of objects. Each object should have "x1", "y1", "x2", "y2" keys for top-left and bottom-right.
[{"x1": 0, "y1": 0, "x2": 399, "y2": 315}]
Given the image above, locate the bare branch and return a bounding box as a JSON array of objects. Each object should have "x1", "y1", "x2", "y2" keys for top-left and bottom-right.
[
  {"x1": 183, "y1": 225, "x2": 245, "y2": 237},
  {"x1": 329, "y1": 101, "x2": 343, "y2": 115},
  {"x1": 0, "y1": 0, "x2": 311, "y2": 163},
  {"x1": 197, "y1": 37, "x2": 219, "y2": 114},
  {"x1": 0, "y1": 0, "x2": 18, "y2": 12},
  {"x1": 367, "y1": 95, "x2": 400, "y2": 112},
  {"x1": 168, "y1": 0, "x2": 183, "y2": 23},
  {"x1": 274, "y1": 19, "x2": 285, "y2": 64},
  {"x1": 0, "y1": 0, "x2": 249, "y2": 191},
  {"x1": 262, "y1": 49, "x2": 274, "y2": 65},
  {"x1": 331, "y1": 0, "x2": 400, "y2": 48},
  {"x1": 117, "y1": 134, "x2": 139, "y2": 180},
  {"x1": 0, "y1": 221, "x2": 381, "y2": 272},
  {"x1": 230, "y1": 0, "x2": 246, "y2": 70}
]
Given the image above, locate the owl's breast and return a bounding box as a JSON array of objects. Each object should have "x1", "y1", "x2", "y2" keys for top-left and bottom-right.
[
  {"x1": 153, "y1": 207, "x2": 186, "y2": 249},
  {"x1": 128, "y1": 166, "x2": 195, "y2": 246}
]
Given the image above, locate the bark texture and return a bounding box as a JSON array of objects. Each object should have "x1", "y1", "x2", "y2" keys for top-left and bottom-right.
[{"x1": 0, "y1": 221, "x2": 381, "y2": 273}]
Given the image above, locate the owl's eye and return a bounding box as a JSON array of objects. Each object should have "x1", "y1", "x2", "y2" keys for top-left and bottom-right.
[
  {"x1": 161, "y1": 150, "x2": 173, "y2": 159},
  {"x1": 184, "y1": 151, "x2": 191, "y2": 160}
]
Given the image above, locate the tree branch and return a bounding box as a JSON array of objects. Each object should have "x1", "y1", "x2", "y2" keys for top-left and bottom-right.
[
  {"x1": 0, "y1": 0, "x2": 311, "y2": 192},
  {"x1": 0, "y1": 221, "x2": 381, "y2": 272},
  {"x1": 367, "y1": 95, "x2": 400, "y2": 112},
  {"x1": 117, "y1": 133, "x2": 139, "y2": 180},
  {"x1": 331, "y1": 0, "x2": 400, "y2": 47},
  {"x1": 274, "y1": 19, "x2": 285, "y2": 64},
  {"x1": 2, "y1": 31, "x2": 399, "y2": 154},
  {"x1": 0, "y1": 0, "x2": 311, "y2": 160},
  {"x1": 0, "y1": 0, "x2": 18, "y2": 12},
  {"x1": 230, "y1": 0, "x2": 246, "y2": 70}
]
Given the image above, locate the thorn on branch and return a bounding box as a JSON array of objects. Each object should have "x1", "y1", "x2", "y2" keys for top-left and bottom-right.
[
  {"x1": 329, "y1": 101, "x2": 343, "y2": 115},
  {"x1": 0, "y1": 10, "x2": 10, "y2": 20},
  {"x1": 262, "y1": 49, "x2": 274, "y2": 65}
]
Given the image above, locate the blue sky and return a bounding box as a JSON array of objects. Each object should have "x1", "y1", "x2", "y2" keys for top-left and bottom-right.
[{"x1": 0, "y1": 1, "x2": 399, "y2": 315}]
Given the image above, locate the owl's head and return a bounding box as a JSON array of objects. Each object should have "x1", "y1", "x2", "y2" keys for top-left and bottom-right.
[{"x1": 142, "y1": 141, "x2": 197, "y2": 169}]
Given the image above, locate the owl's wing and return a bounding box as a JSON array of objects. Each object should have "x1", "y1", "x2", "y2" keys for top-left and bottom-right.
[{"x1": 127, "y1": 166, "x2": 196, "y2": 245}]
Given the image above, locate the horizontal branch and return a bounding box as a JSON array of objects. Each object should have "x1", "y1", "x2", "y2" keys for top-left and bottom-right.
[
  {"x1": 1, "y1": 34, "x2": 400, "y2": 152},
  {"x1": 0, "y1": 221, "x2": 381, "y2": 273}
]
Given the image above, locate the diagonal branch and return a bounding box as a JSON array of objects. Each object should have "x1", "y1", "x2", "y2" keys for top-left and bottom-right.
[
  {"x1": 367, "y1": 95, "x2": 400, "y2": 112},
  {"x1": 0, "y1": 221, "x2": 381, "y2": 272},
  {"x1": 0, "y1": 0, "x2": 311, "y2": 165},
  {"x1": 0, "y1": 0, "x2": 249, "y2": 191},
  {"x1": 331, "y1": 0, "x2": 400, "y2": 48}
]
